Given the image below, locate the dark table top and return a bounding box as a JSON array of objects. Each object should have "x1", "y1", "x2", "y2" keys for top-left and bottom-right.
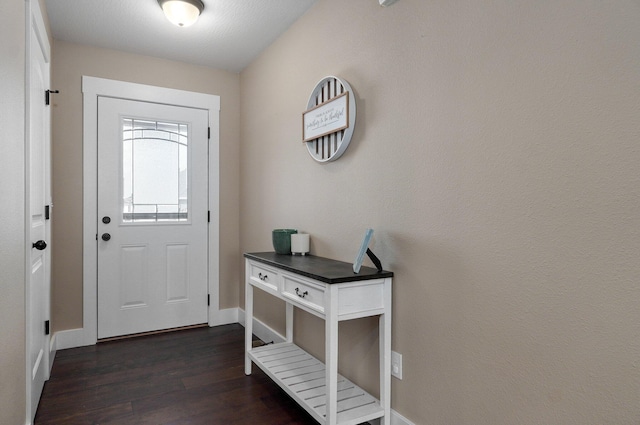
[{"x1": 244, "y1": 252, "x2": 393, "y2": 284}]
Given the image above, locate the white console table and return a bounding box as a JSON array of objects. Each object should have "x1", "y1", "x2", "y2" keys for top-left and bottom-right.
[{"x1": 244, "y1": 252, "x2": 393, "y2": 425}]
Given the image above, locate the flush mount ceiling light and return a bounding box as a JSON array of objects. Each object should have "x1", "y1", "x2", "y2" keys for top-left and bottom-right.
[{"x1": 158, "y1": 0, "x2": 205, "y2": 27}]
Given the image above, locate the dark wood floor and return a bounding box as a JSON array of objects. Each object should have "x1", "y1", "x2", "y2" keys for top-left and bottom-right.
[{"x1": 35, "y1": 324, "x2": 322, "y2": 424}]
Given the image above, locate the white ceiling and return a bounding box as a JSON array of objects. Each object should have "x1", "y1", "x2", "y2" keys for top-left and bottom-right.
[{"x1": 44, "y1": 0, "x2": 318, "y2": 73}]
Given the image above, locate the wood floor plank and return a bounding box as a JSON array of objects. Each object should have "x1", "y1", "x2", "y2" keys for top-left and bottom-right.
[{"x1": 35, "y1": 324, "x2": 369, "y2": 425}]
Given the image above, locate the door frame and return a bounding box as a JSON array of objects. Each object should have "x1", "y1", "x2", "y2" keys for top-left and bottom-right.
[
  {"x1": 25, "y1": 0, "x2": 51, "y2": 422},
  {"x1": 82, "y1": 76, "x2": 220, "y2": 346}
]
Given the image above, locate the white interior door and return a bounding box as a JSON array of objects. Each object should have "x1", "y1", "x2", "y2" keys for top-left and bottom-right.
[
  {"x1": 97, "y1": 97, "x2": 209, "y2": 339},
  {"x1": 27, "y1": 0, "x2": 51, "y2": 419}
]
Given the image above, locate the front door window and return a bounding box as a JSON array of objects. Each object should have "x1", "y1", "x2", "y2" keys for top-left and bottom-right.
[{"x1": 122, "y1": 118, "x2": 189, "y2": 223}]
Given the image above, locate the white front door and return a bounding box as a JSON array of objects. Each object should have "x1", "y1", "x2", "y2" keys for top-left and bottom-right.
[
  {"x1": 27, "y1": 0, "x2": 51, "y2": 420},
  {"x1": 97, "y1": 97, "x2": 209, "y2": 339}
]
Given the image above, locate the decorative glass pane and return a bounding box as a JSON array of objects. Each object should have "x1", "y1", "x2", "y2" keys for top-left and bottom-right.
[{"x1": 122, "y1": 118, "x2": 189, "y2": 223}]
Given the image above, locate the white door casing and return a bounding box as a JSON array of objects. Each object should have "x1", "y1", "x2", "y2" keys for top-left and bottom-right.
[
  {"x1": 97, "y1": 97, "x2": 209, "y2": 339},
  {"x1": 82, "y1": 77, "x2": 220, "y2": 346},
  {"x1": 26, "y1": 0, "x2": 51, "y2": 421}
]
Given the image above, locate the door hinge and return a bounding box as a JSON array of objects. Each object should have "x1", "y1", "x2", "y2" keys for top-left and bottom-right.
[
  {"x1": 208, "y1": 127, "x2": 211, "y2": 139},
  {"x1": 208, "y1": 210, "x2": 210, "y2": 223},
  {"x1": 45, "y1": 89, "x2": 59, "y2": 106},
  {"x1": 44, "y1": 320, "x2": 50, "y2": 335},
  {"x1": 207, "y1": 294, "x2": 210, "y2": 306},
  {"x1": 45, "y1": 205, "x2": 50, "y2": 220}
]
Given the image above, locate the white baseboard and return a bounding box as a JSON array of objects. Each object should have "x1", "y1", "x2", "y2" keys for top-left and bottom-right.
[
  {"x1": 390, "y1": 410, "x2": 416, "y2": 425},
  {"x1": 210, "y1": 307, "x2": 239, "y2": 326},
  {"x1": 237, "y1": 309, "x2": 415, "y2": 425},
  {"x1": 372, "y1": 410, "x2": 416, "y2": 425},
  {"x1": 48, "y1": 334, "x2": 57, "y2": 375},
  {"x1": 237, "y1": 308, "x2": 286, "y2": 344},
  {"x1": 54, "y1": 327, "x2": 91, "y2": 350}
]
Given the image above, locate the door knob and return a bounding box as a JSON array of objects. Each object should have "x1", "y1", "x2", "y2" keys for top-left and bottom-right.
[
  {"x1": 101, "y1": 233, "x2": 111, "y2": 241},
  {"x1": 32, "y1": 240, "x2": 47, "y2": 250}
]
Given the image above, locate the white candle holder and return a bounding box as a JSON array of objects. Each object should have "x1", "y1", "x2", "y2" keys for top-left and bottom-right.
[{"x1": 291, "y1": 233, "x2": 310, "y2": 255}]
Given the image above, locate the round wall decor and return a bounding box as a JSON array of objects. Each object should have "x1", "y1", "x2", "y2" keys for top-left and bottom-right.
[{"x1": 303, "y1": 76, "x2": 356, "y2": 163}]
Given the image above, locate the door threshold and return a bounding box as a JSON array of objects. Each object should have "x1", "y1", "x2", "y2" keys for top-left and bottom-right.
[{"x1": 98, "y1": 323, "x2": 208, "y2": 342}]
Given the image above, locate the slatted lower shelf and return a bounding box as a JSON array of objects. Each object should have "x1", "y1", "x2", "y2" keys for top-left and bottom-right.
[{"x1": 248, "y1": 342, "x2": 384, "y2": 425}]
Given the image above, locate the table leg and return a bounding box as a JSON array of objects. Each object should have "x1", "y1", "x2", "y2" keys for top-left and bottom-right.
[
  {"x1": 379, "y1": 278, "x2": 392, "y2": 424},
  {"x1": 245, "y1": 282, "x2": 253, "y2": 375},
  {"x1": 325, "y1": 288, "x2": 338, "y2": 425},
  {"x1": 286, "y1": 302, "x2": 294, "y2": 343}
]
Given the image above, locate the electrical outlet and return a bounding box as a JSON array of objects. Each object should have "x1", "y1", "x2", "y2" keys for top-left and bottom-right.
[{"x1": 391, "y1": 350, "x2": 403, "y2": 379}]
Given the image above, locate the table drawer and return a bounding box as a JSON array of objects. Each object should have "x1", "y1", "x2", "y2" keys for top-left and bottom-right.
[
  {"x1": 249, "y1": 262, "x2": 279, "y2": 292},
  {"x1": 282, "y1": 274, "x2": 325, "y2": 314}
]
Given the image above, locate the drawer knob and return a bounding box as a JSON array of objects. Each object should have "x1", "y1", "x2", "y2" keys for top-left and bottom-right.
[
  {"x1": 258, "y1": 273, "x2": 268, "y2": 281},
  {"x1": 295, "y1": 288, "x2": 308, "y2": 298}
]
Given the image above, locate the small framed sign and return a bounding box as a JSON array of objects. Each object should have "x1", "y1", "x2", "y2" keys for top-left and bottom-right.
[
  {"x1": 353, "y1": 228, "x2": 374, "y2": 274},
  {"x1": 302, "y1": 91, "x2": 349, "y2": 143}
]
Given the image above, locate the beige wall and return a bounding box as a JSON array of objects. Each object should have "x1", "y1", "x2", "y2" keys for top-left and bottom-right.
[
  {"x1": 0, "y1": 2, "x2": 26, "y2": 424},
  {"x1": 50, "y1": 40, "x2": 241, "y2": 331},
  {"x1": 239, "y1": 0, "x2": 640, "y2": 424}
]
